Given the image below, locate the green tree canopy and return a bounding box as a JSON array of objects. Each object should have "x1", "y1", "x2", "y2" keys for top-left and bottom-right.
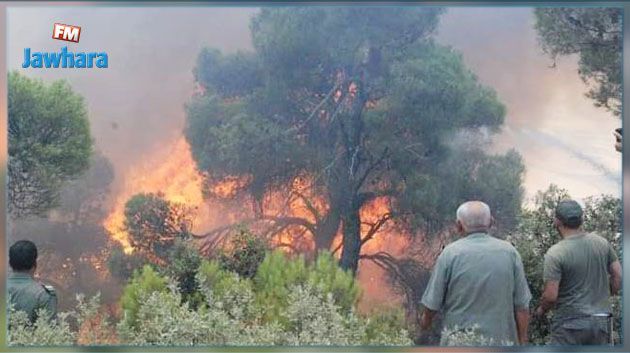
[
  {"x1": 8, "y1": 71, "x2": 93, "y2": 218},
  {"x1": 534, "y1": 8, "x2": 622, "y2": 116},
  {"x1": 123, "y1": 193, "x2": 192, "y2": 259},
  {"x1": 186, "y1": 8, "x2": 524, "y2": 272}
]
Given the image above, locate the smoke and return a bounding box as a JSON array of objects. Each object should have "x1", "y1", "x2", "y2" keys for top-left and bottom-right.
[
  {"x1": 520, "y1": 128, "x2": 618, "y2": 184},
  {"x1": 6, "y1": 7, "x2": 621, "y2": 309},
  {"x1": 8, "y1": 7, "x2": 257, "y2": 176},
  {"x1": 8, "y1": 6, "x2": 620, "y2": 211},
  {"x1": 435, "y1": 7, "x2": 621, "y2": 199},
  {"x1": 7, "y1": 7, "x2": 259, "y2": 308}
]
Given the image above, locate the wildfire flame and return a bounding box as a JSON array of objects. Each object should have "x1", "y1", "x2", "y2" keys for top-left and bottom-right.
[
  {"x1": 102, "y1": 134, "x2": 412, "y2": 309},
  {"x1": 103, "y1": 136, "x2": 222, "y2": 253}
]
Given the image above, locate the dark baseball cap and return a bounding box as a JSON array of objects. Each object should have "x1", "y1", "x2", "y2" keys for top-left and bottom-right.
[{"x1": 555, "y1": 200, "x2": 583, "y2": 227}]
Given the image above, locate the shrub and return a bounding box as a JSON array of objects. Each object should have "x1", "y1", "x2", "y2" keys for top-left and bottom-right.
[
  {"x1": 8, "y1": 294, "x2": 110, "y2": 346},
  {"x1": 162, "y1": 240, "x2": 203, "y2": 306},
  {"x1": 11, "y1": 251, "x2": 411, "y2": 346},
  {"x1": 217, "y1": 227, "x2": 269, "y2": 278},
  {"x1": 119, "y1": 265, "x2": 168, "y2": 329},
  {"x1": 8, "y1": 309, "x2": 74, "y2": 346},
  {"x1": 253, "y1": 250, "x2": 360, "y2": 323},
  {"x1": 441, "y1": 325, "x2": 513, "y2": 346}
]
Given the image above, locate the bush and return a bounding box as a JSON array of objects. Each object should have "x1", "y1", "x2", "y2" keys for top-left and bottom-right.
[
  {"x1": 119, "y1": 265, "x2": 168, "y2": 329},
  {"x1": 163, "y1": 240, "x2": 203, "y2": 306},
  {"x1": 8, "y1": 309, "x2": 75, "y2": 346},
  {"x1": 11, "y1": 250, "x2": 410, "y2": 346},
  {"x1": 116, "y1": 250, "x2": 410, "y2": 346},
  {"x1": 9, "y1": 294, "x2": 111, "y2": 346},
  {"x1": 217, "y1": 228, "x2": 269, "y2": 278},
  {"x1": 441, "y1": 325, "x2": 513, "y2": 346},
  {"x1": 124, "y1": 193, "x2": 192, "y2": 259},
  {"x1": 253, "y1": 250, "x2": 360, "y2": 323}
]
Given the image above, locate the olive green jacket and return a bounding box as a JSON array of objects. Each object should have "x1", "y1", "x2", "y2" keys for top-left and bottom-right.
[{"x1": 8, "y1": 272, "x2": 57, "y2": 323}]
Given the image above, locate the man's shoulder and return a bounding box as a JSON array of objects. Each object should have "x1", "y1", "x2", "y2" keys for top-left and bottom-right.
[
  {"x1": 545, "y1": 241, "x2": 565, "y2": 257},
  {"x1": 41, "y1": 284, "x2": 56, "y2": 297},
  {"x1": 487, "y1": 235, "x2": 517, "y2": 249},
  {"x1": 585, "y1": 232, "x2": 611, "y2": 246},
  {"x1": 10, "y1": 277, "x2": 54, "y2": 297}
]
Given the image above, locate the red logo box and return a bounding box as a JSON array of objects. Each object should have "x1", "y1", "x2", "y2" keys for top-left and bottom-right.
[{"x1": 52, "y1": 23, "x2": 81, "y2": 43}]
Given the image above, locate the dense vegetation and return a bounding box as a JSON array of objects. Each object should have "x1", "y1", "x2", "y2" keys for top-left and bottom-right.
[
  {"x1": 10, "y1": 187, "x2": 620, "y2": 346},
  {"x1": 186, "y1": 7, "x2": 525, "y2": 273},
  {"x1": 8, "y1": 72, "x2": 93, "y2": 218},
  {"x1": 12, "y1": 246, "x2": 411, "y2": 346}
]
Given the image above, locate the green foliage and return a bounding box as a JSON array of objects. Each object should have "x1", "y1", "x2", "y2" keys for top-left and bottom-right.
[
  {"x1": 534, "y1": 8, "x2": 621, "y2": 116},
  {"x1": 8, "y1": 294, "x2": 108, "y2": 346},
  {"x1": 509, "y1": 185, "x2": 621, "y2": 344},
  {"x1": 194, "y1": 48, "x2": 262, "y2": 98},
  {"x1": 253, "y1": 250, "x2": 360, "y2": 322},
  {"x1": 217, "y1": 228, "x2": 269, "y2": 278},
  {"x1": 362, "y1": 307, "x2": 412, "y2": 345},
  {"x1": 398, "y1": 147, "x2": 524, "y2": 235},
  {"x1": 124, "y1": 193, "x2": 192, "y2": 258},
  {"x1": 441, "y1": 325, "x2": 513, "y2": 346},
  {"x1": 119, "y1": 265, "x2": 168, "y2": 329},
  {"x1": 8, "y1": 71, "x2": 93, "y2": 218},
  {"x1": 117, "y1": 251, "x2": 408, "y2": 346},
  {"x1": 11, "y1": 251, "x2": 411, "y2": 346},
  {"x1": 163, "y1": 241, "x2": 203, "y2": 306},
  {"x1": 118, "y1": 281, "x2": 410, "y2": 346},
  {"x1": 8, "y1": 309, "x2": 74, "y2": 346}
]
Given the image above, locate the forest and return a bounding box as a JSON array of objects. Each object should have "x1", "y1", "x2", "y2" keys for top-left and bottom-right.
[{"x1": 7, "y1": 6, "x2": 621, "y2": 346}]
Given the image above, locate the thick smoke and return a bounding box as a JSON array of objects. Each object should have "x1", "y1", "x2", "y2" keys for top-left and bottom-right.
[
  {"x1": 6, "y1": 7, "x2": 621, "y2": 308},
  {"x1": 436, "y1": 8, "x2": 621, "y2": 200}
]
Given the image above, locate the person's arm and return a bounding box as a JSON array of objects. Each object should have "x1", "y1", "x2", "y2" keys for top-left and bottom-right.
[
  {"x1": 38, "y1": 285, "x2": 57, "y2": 322},
  {"x1": 614, "y1": 129, "x2": 622, "y2": 152},
  {"x1": 609, "y1": 260, "x2": 622, "y2": 295},
  {"x1": 515, "y1": 309, "x2": 530, "y2": 345},
  {"x1": 419, "y1": 251, "x2": 450, "y2": 331},
  {"x1": 536, "y1": 252, "x2": 561, "y2": 317},
  {"x1": 535, "y1": 280, "x2": 559, "y2": 316},
  {"x1": 421, "y1": 307, "x2": 437, "y2": 331}
]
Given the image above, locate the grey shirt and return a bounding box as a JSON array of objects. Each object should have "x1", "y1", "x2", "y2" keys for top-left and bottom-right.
[
  {"x1": 543, "y1": 232, "x2": 617, "y2": 328},
  {"x1": 421, "y1": 232, "x2": 531, "y2": 344},
  {"x1": 8, "y1": 272, "x2": 57, "y2": 323}
]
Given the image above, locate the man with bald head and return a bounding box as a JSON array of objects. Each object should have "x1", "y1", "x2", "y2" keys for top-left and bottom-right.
[{"x1": 420, "y1": 201, "x2": 531, "y2": 345}]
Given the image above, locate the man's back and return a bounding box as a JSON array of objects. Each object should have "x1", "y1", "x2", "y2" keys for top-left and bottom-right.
[
  {"x1": 544, "y1": 233, "x2": 616, "y2": 320},
  {"x1": 422, "y1": 232, "x2": 531, "y2": 344},
  {"x1": 8, "y1": 272, "x2": 56, "y2": 323}
]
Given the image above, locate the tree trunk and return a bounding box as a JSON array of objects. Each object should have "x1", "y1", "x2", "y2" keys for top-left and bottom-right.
[
  {"x1": 314, "y1": 209, "x2": 341, "y2": 251},
  {"x1": 339, "y1": 204, "x2": 362, "y2": 274}
]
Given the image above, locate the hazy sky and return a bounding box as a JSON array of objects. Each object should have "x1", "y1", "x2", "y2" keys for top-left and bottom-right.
[{"x1": 7, "y1": 6, "x2": 621, "y2": 202}]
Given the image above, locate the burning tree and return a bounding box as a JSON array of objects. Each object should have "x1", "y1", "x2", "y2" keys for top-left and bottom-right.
[
  {"x1": 123, "y1": 193, "x2": 193, "y2": 261},
  {"x1": 186, "y1": 8, "x2": 524, "y2": 273}
]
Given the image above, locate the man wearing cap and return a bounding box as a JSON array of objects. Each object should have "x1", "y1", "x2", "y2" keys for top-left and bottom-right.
[
  {"x1": 535, "y1": 200, "x2": 622, "y2": 345},
  {"x1": 8, "y1": 240, "x2": 57, "y2": 324}
]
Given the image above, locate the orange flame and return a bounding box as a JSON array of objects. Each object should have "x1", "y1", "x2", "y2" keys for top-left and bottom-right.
[
  {"x1": 103, "y1": 135, "x2": 410, "y2": 308},
  {"x1": 103, "y1": 136, "x2": 230, "y2": 253}
]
